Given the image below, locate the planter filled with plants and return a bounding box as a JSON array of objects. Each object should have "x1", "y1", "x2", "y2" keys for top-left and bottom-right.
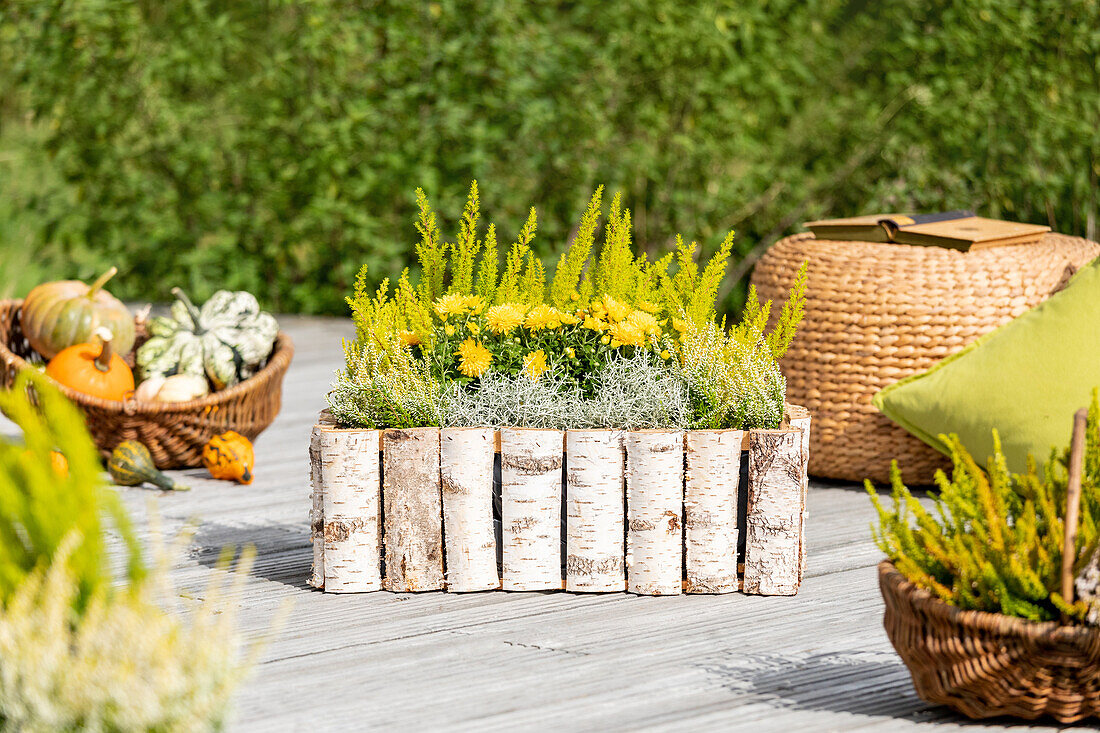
[
  {"x1": 310, "y1": 184, "x2": 812, "y2": 596},
  {"x1": 0, "y1": 268, "x2": 292, "y2": 469},
  {"x1": 869, "y1": 400, "x2": 1100, "y2": 723}
]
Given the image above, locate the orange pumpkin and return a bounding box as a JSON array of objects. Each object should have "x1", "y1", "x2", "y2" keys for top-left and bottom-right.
[
  {"x1": 202, "y1": 430, "x2": 254, "y2": 484},
  {"x1": 45, "y1": 327, "x2": 135, "y2": 401},
  {"x1": 22, "y1": 266, "x2": 135, "y2": 360}
]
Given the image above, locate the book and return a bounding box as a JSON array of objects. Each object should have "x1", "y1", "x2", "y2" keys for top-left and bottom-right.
[{"x1": 804, "y1": 211, "x2": 1050, "y2": 250}]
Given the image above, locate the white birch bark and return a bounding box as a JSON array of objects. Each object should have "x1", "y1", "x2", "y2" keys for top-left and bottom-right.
[
  {"x1": 308, "y1": 425, "x2": 325, "y2": 589},
  {"x1": 317, "y1": 427, "x2": 382, "y2": 592},
  {"x1": 500, "y1": 428, "x2": 563, "y2": 591},
  {"x1": 626, "y1": 430, "x2": 684, "y2": 595},
  {"x1": 382, "y1": 427, "x2": 444, "y2": 592},
  {"x1": 785, "y1": 405, "x2": 812, "y2": 583},
  {"x1": 684, "y1": 430, "x2": 743, "y2": 594},
  {"x1": 743, "y1": 429, "x2": 806, "y2": 596},
  {"x1": 565, "y1": 430, "x2": 625, "y2": 592},
  {"x1": 440, "y1": 427, "x2": 499, "y2": 592}
]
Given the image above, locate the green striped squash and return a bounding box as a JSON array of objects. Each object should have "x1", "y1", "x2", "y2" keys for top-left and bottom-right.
[{"x1": 108, "y1": 441, "x2": 189, "y2": 491}]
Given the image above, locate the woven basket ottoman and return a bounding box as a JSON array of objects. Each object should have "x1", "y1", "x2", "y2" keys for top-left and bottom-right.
[{"x1": 751, "y1": 232, "x2": 1100, "y2": 484}]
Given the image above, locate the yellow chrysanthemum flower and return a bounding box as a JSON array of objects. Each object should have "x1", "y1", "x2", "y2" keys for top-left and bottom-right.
[
  {"x1": 444, "y1": 324, "x2": 456, "y2": 336},
  {"x1": 397, "y1": 330, "x2": 421, "y2": 346},
  {"x1": 636, "y1": 300, "x2": 660, "y2": 314},
  {"x1": 671, "y1": 317, "x2": 688, "y2": 333},
  {"x1": 627, "y1": 310, "x2": 661, "y2": 336},
  {"x1": 565, "y1": 347, "x2": 576, "y2": 359},
  {"x1": 582, "y1": 315, "x2": 607, "y2": 332},
  {"x1": 602, "y1": 294, "x2": 632, "y2": 322},
  {"x1": 558, "y1": 312, "x2": 581, "y2": 326},
  {"x1": 463, "y1": 295, "x2": 484, "y2": 314},
  {"x1": 434, "y1": 293, "x2": 469, "y2": 320},
  {"x1": 522, "y1": 349, "x2": 549, "y2": 380},
  {"x1": 600, "y1": 334, "x2": 611, "y2": 345},
  {"x1": 524, "y1": 304, "x2": 562, "y2": 331},
  {"x1": 609, "y1": 320, "x2": 647, "y2": 348},
  {"x1": 467, "y1": 322, "x2": 481, "y2": 336},
  {"x1": 486, "y1": 303, "x2": 527, "y2": 334},
  {"x1": 660, "y1": 349, "x2": 671, "y2": 360},
  {"x1": 456, "y1": 338, "x2": 492, "y2": 378},
  {"x1": 590, "y1": 301, "x2": 607, "y2": 319}
]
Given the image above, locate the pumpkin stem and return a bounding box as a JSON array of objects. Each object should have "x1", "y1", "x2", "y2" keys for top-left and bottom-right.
[
  {"x1": 87, "y1": 266, "x2": 119, "y2": 297},
  {"x1": 93, "y1": 327, "x2": 114, "y2": 373},
  {"x1": 171, "y1": 287, "x2": 205, "y2": 333}
]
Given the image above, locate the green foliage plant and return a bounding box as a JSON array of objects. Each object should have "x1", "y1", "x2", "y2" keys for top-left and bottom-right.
[
  {"x1": 867, "y1": 392, "x2": 1100, "y2": 624},
  {"x1": 0, "y1": 371, "x2": 142, "y2": 608},
  {"x1": 328, "y1": 182, "x2": 807, "y2": 431},
  {"x1": 0, "y1": 373, "x2": 254, "y2": 729}
]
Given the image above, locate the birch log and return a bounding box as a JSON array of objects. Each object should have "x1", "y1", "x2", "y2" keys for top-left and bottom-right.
[
  {"x1": 383, "y1": 428, "x2": 444, "y2": 592},
  {"x1": 308, "y1": 425, "x2": 325, "y2": 589},
  {"x1": 500, "y1": 428, "x2": 564, "y2": 591},
  {"x1": 565, "y1": 430, "x2": 625, "y2": 592},
  {"x1": 743, "y1": 429, "x2": 806, "y2": 595},
  {"x1": 684, "y1": 430, "x2": 743, "y2": 594},
  {"x1": 626, "y1": 430, "x2": 684, "y2": 595},
  {"x1": 785, "y1": 405, "x2": 812, "y2": 584},
  {"x1": 318, "y1": 427, "x2": 382, "y2": 592},
  {"x1": 440, "y1": 427, "x2": 499, "y2": 592}
]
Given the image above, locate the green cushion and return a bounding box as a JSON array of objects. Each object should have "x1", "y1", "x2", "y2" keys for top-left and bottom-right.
[{"x1": 873, "y1": 256, "x2": 1100, "y2": 475}]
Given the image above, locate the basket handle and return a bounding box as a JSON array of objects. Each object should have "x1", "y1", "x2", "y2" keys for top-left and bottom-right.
[{"x1": 1061, "y1": 408, "x2": 1089, "y2": 608}]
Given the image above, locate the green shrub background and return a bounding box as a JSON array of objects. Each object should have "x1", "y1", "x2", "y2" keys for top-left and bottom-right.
[{"x1": 1, "y1": 0, "x2": 1097, "y2": 314}]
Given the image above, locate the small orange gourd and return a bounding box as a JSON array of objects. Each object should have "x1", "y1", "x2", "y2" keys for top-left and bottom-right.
[
  {"x1": 45, "y1": 327, "x2": 135, "y2": 401},
  {"x1": 202, "y1": 431, "x2": 254, "y2": 484},
  {"x1": 22, "y1": 449, "x2": 69, "y2": 477}
]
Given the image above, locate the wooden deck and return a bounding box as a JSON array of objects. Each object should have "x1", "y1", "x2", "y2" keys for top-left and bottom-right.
[{"x1": 7, "y1": 316, "x2": 1091, "y2": 731}]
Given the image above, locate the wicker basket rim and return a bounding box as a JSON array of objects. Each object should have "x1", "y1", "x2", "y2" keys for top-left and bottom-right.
[
  {"x1": 878, "y1": 559, "x2": 1100, "y2": 644},
  {"x1": 0, "y1": 298, "x2": 295, "y2": 415}
]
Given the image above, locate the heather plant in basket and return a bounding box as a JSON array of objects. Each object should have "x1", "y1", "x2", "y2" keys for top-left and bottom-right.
[
  {"x1": 867, "y1": 391, "x2": 1100, "y2": 624},
  {"x1": 327, "y1": 182, "x2": 807, "y2": 431}
]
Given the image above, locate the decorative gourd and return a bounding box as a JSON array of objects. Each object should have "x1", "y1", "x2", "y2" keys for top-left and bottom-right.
[
  {"x1": 108, "y1": 440, "x2": 189, "y2": 491},
  {"x1": 133, "y1": 374, "x2": 210, "y2": 403},
  {"x1": 22, "y1": 449, "x2": 69, "y2": 477},
  {"x1": 45, "y1": 328, "x2": 135, "y2": 401},
  {"x1": 49, "y1": 450, "x2": 69, "y2": 478},
  {"x1": 136, "y1": 287, "x2": 278, "y2": 389},
  {"x1": 21, "y1": 267, "x2": 135, "y2": 360},
  {"x1": 201, "y1": 431, "x2": 254, "y2": 484}
]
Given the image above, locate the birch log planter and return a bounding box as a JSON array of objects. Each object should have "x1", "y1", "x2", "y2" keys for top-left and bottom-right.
[
  {"x1": 440, "y1": 428, "x2": 499, "y2": 592},
  {"x1": 626, "y1": 430, "x2": 685, "y2": 596},
  {"x1": 743, "y1": 429, "x2": 809, "y2": 596},
  {"x1": 500, "y1": 428, "x2": 564, "y2": 591},
  {"x1": 382, "y1": 427, "x2": 445, "y2": 592},
  {"x1": 307, "y1": 405, "x2": 811, "y2": 596},
  {"x1": 565, "y1": 430, "x2": 626, "y2": 592},
  {"x1": 684, "y1": 430, "x2": 743, "y2": 594}
]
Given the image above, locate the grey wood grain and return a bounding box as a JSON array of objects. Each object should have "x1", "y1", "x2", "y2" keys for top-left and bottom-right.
[{"x1": 0, "y1": 315, "x2": 1089, "y2": 731}]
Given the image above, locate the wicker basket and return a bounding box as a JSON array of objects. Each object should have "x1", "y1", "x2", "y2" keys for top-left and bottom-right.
[
  {"x1": 0, "y1": 299, "x2": 294, "y2": 468},
  {"x1": 879, "y1": 560, "x2": 1100, "y2": 723},
  {"x1": 751, "y1": 232, "x2": 1100, "y2": 484}
]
